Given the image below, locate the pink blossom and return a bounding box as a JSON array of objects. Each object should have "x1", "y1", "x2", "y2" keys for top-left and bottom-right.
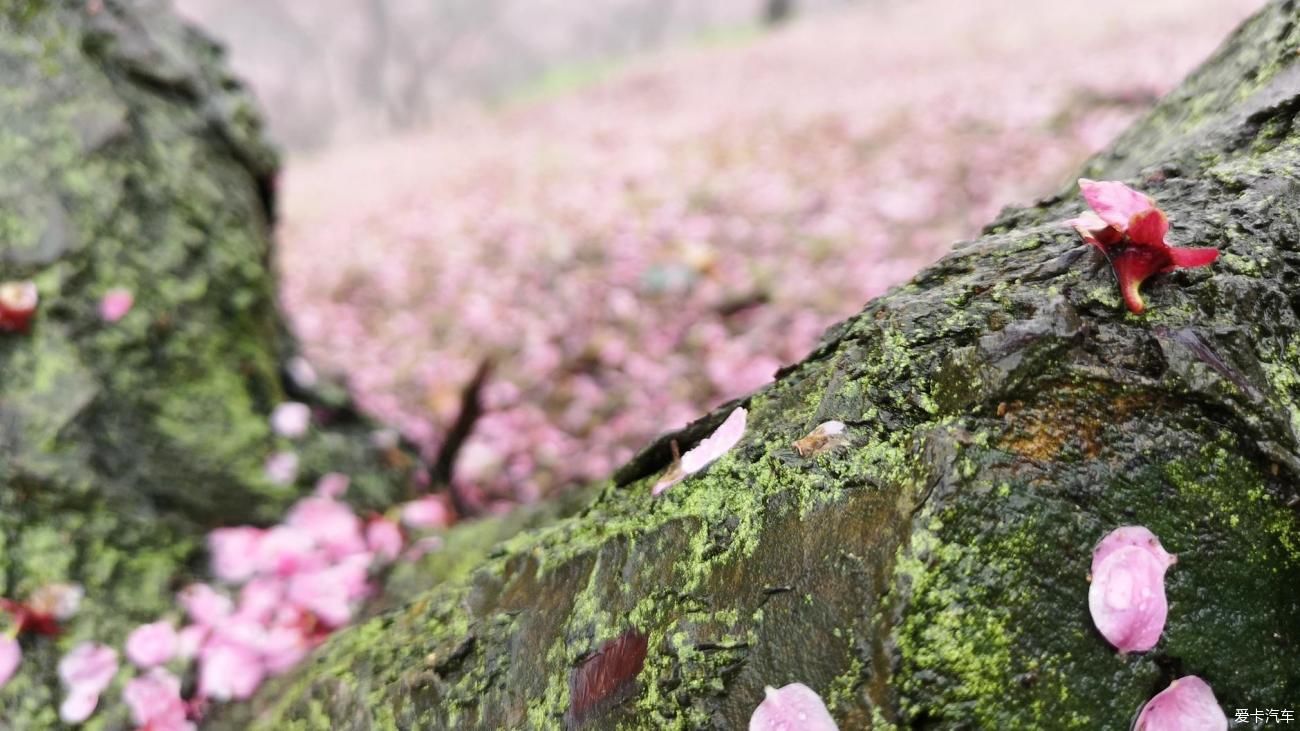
[
  {"x1": 265, "y1": 450, "x2": 302, "y2": 483},
  {"x1": 285, "y1": 496, "x2": 365, "y2": 558},
  {"x1": 254, "y1": 526, "x2": 320, "y2": 577},
  {"x1": 401, "y1": 496, "x2": 451, "y2": 529},
  {"x1": 270, "y1": 402, "x2": 312, "y2": 439},
  {"x1": 1088, "y1": 544, "x2": 1171, "y2": 653},
  {"x1": 98, "y1": 288, "x2": 134, "y2": 323},
  {"x1": 57, "y1": 643, "x2": 118, "y2": 723},
  {"x1": 1134, "y1": 676, "x2": 1228, "y2": 731},
  {"x1": 264, "y1": 451, "x2": 300, "y2": 485},
  {"x1": 286, "y1": 557, "x2": 370, "y2": 628},
  {"x1": 176, "y1": 625, "x2": 208, "y2": 660},
  {"x1": 124, "y1": 668, "x2": 194, "y2": 731},
  {"x1": 208, "y1": 526, "x2": 264, "y2": 583},
  {"x1": 366, "y1": 518, "x2": 404, "y2": 561},
  {"x1": 1068, "y1": 179, "x2": 1218, "y2": 314},
  {"x1": 0, "y1": 636, "x2": 20, "y2": 689},
  {"x1": 260, "y1": 617, "x2": 312, "y2": 675},
  {"x1": 236, "y1": 578, "x2": 285, "y2": 624},
  {"x1": 313, "y1": 472, "x2": 350, "y2": 498},
  {"x1": 178, "y1": 584, "x2": 233, "y2": 626},
  {"x1": 126, "y1": 621, "x2": 178, "y2": 668},
  {"x1": 653, "y1": 407, "x2": 747, "y2": 496},
  {"x1": 1091, "y1": 525, "x2": 1176, "y2": 575},
  {"x1": 197, "y1": 638, "x2": 264, "y2": 701},
  {"x1": 749, "y1": 682, "x2": 839, "y2": 731}
]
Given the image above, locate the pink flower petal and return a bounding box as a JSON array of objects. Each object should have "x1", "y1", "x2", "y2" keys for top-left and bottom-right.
[
  {"x1": 1091, "y1": 525, "x2": 1176, "y2": 576},
  {"x1": 1126, "y1": 208, "x2": 1170, "y2": 248},
  {"x1": 401, "y1": 496, "x2": 451, "y2": 529},
  {"x1": 57, "y1": 642, "x2": 118, "y2": 693},
  {"x1": 57, "y1": 642, "x2": 118, "y2": 723},
  {"x1": 264, "y1": 451, "x2": 300, "y2": 485},
  {"x1": 124, "y1": 668, "x2": 193, "y2": 730},
  {"x1": 654, "y1": 407, "x2": 747, "y2": 496},
  {"x1": 1166, "y1": 246, "x2": 1220, "y2": 269},
  {"x1": 126, "y1": 621, "x2": 178, "y2": 668},
  {"x1": 286, "y1": 496, "x2": 365, "y2": 558},
  {"x1": 98, "y1": 288, "x2": 134, "y2": 323},
  {"x1": 208, "y1": 526, "x2": 265, "y2": 583},
  {"x1": 236, "y1": 577, "x2": 285, "y2": 624},
  {"x1": 254, "y1": 526, "x2": 322, "y2": 577},
  {"x1": 1134, "y1": 676, "x2": 1228, "y2": 731},
  {"x1": 59, "y1": 687, "x2": 101, "y2": 724},
  {"x1": 0, "y1": 636, "x2": 20, "y2": 689},
  {"x1": 749, "y1": 682, "x2": 839, "y2": 731},
  {"x1": 1078, "y1": 178, "x2": 1154, "y2": 231},
  {"x1": 313, "y1": 472, "x2": 350, "y2": 499},
  {"x1": 1088, "y1": 545, "x2": 1170, "y2": 653},
  {"x1": 260, "y1": 623, "x2": 311, "y2": 675},
  {"x1": 366, "y1": 518, "x2": 404, "y2": 562},
  {"x1": 178, "y1": 583, "x2": 234, "y2": 626},
  {"x1": 198, "y1": 638, "x2": 265, "y2": 701},
  {"x1": 270, "y1": 402, "x2": 312, "y2": 439}
]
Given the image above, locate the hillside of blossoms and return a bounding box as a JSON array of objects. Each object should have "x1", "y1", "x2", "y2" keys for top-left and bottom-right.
[{"x1": 276, "y1": 0, "x2": 1263, "y2": 512}]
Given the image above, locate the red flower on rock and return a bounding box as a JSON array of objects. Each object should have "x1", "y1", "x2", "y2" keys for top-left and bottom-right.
[{"x1": 1067, "y1": 179, "x2": 1218, "y2": 314}]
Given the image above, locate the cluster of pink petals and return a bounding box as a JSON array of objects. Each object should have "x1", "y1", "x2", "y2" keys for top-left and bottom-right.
[
  {"x1": 749, "y1": 682, "x2": 839, "y2": 731},
  {"x1": 1088, "y1": 526, "x2": 1176, "y2": 653},
  {"x1": 1067, "y1": 179, "x2": 1218, "y2": 314},
  {"x1": 1134, "y1": 676, "x2": 1228, "y2": 731},
  {"x1": 652, "y1": 407, "x2": 747, "y2": 495},
  {"x1": 2, "y1": 474, "x2": 449, "y2": 728}
]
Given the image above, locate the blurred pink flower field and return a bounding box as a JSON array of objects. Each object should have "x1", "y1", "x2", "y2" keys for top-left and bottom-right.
[{"x1": 277, "y1": 0, "x2": 1262, "y2": 508}]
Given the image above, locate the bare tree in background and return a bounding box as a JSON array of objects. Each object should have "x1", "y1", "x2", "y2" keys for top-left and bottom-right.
[{"x1": 764, "y1": 0, "x2": 795, "y2": 25}]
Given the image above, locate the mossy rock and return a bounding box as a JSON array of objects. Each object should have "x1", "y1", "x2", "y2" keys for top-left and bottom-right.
[{"x1": 0, "y1": 2, "x2": 417, "y2": 727}]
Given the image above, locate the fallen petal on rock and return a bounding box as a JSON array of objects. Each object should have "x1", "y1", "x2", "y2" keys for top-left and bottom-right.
[
  {"x1": 1134, "y1": 676, "x2": 1227, "y2": 731},
  {"x1": 1078, "y1": 178, "x2": 1154, "y2": 230},
  {"x1": 654, "y1": 407, "x2": 747, "y2": 495},
  {"x1": 749, "y1": 682, "x2": 839, "y2": 731},
  {"x1": 1091, "y1": 525, "x2": 1176, "y2": 575},
  {"x1": 1088, "y1": 544, "x2": 1170, "y2": 653}
]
